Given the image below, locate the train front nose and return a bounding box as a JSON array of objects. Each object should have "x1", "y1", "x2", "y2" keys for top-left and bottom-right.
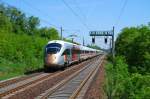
[
  {"x1": 45, "y1": 54, "x2": 56, "y2": 66},
  {"x1": 44, "y1": 43, "x2": 62, "y2": 67}
]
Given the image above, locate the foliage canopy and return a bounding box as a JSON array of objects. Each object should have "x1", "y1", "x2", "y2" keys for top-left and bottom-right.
[
  {"x1": 115, "y1": 24, "x2": 150, "y2": 74},
  {"x1": 105, "y1": 23, "x2": 150, "y2": 99}
]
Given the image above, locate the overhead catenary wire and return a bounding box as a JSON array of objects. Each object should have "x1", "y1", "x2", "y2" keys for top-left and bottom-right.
[
  {"x1": 73, "y1": 0, "x2": 87, "y2": 21},
  {"x1": 115, "y1": 0, "x2": 128, "y2": 26},
  {"x1": 22, "y1": 0, "x2": 83, "y2": 37},
  {"x1": 0, "y1": 0, "x2": 61, "y2": 29},
  {"x1": 0, "y1": 0, "x2": 86, "y2": 44},
  {"x1": 22, "y1": 0, "x2": 60, "y2": 29},
  {"x1": 62, "y1": 0, "x2": 90, "y2": 30},
  {"x1": 22, "y1": 1, "x2": 78, "y2": 38}
]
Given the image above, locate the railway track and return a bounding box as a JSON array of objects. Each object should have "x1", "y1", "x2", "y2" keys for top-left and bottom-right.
[
  {"x1": 0, "y1": 72, "x2": 43, "y2": 88},
  {"x1": 0, "y1": 72, "x2": 58, "y2": 97},
  {"x1": 0, "y1": 55, "x2": 104, "y2": 99},
  {"x1": 36, "y1": 55, "x2": 104, "y2": 99}
]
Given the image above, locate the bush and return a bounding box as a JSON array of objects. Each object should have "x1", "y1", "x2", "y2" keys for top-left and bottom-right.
[
  {"x1": 128, "y1": 73, "x2": 150, "y2": 99},
  {"x1": 104, "y1": 56, "x2": 130, "y2": 99},
  {"x1": 115, "y1": 24, "x2": 150, "y2": 74},
  {"x1": 104, "y1": 56, "x2": 150, "y2": 99},
  {"x1": 0, "y1": 32, "x2": 48, "y2": 80}
]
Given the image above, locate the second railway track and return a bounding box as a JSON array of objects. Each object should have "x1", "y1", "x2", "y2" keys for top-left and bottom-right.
[
  {"x1": 0, "y1": 72, "x2": 58, "y2": 97},
  {"x1": 0, "y1": 72, "x2": 44, "y2": 89}
]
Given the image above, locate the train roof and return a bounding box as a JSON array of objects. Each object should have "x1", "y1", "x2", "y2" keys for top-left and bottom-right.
[
  {"x1": 48, "y1": 40, "x2": 77, "y2": 46},
  {"x1": 47, "y1": 40, "x2": 100, "y2": 52}
]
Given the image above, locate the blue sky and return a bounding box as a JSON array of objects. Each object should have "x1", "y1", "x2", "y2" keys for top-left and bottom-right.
[{"x1": 1, "y1": 0, "x2": 150, "y2": 48}]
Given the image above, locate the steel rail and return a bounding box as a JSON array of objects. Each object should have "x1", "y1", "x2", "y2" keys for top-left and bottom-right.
[
  {"x1": 36, "y1": 56, "x2": 102, "y2": 99},
  {"x1": 36, "y1": 59, "x2": 96, "y2": 99},
  {"x1": 0, "y1": 72, "x2": 43, "y2": 89},
  {"x1": 70, "y1": 56, "x2": 104, "y2": 99},
  {"x1": 1, "y1": 56, "x2": 97, "y2": 99},
  {"x1": 0, "y1": 73, "x2": 53, "y2": 97}
]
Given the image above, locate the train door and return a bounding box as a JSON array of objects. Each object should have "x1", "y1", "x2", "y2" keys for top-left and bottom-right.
[
  {"x1": 62, "y1": 49, "x2": 71, "y2": 64},
  {"x1": 68, "y1": 49, "x2": 72, "y2": 63},
  {"x1": 71, "y1": 49, "x2": 80, "y2": 62},
  {"x1": 77, "y1": 50, "x2": 80, "y2": 61},
  {"x1": 71, "y1": 48, "x2": 75, "y2": 61}
]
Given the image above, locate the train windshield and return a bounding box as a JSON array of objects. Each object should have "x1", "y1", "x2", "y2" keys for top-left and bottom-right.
[{"x1": 46, "y1": 43, "x2": 62, "y2": 54}]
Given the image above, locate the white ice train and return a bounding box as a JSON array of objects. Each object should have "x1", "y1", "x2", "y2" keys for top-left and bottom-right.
[{"x1": 44, "y1": 40, "x2": 101, "y2": 69}]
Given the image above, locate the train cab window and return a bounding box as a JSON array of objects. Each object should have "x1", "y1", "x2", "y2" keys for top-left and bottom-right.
[
  {"x1": 62, "y1": 49, "x2": 70, "y2": 55},
  {"x1": 46, "y1": 43, "x2": 62, "y2": 54}
]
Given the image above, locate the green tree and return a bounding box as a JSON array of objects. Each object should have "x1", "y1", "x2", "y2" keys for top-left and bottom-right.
[
  {"x1": 0, "y1": 13, "x2": 12, "y2": 33},
  {"x1": 128, "y1": 73, "x2": 150, "y2": 99},
  {"x1": 49, "y1": 28, "x2": 59, "y2": 40},
  {"x1": 27, "y1": 16, "x2": 40, "y2": 35},
  {"x1": 104, "y1": 56, "x2": 130, "y2": 99},
  {"x1": 0, "y1": 4, "x2": 61, "y2": 80},
  {"x1": 115, "y1": 24, "x2": 150, "y2": 73},
  {"x1": 115, "y1": 27, "x2": 140, "y2": 61},
  {"x1": 104, "y1": 56, "x2": 150, "y2": 99},
  {"x1": 131, "y1": 29, "x2": 150, "y2": 74},
  {"x1": 7, "y1": 7, "x2": 23, "y2": 33},
  {"x1": 39, "y1": 27, "x2": 59, "y2": 40}
]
